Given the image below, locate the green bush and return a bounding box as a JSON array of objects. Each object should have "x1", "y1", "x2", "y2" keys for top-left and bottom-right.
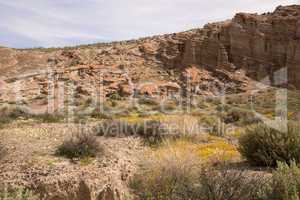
[
  {"x1": 56, "y1": 130, "x2": 102, "y2": 159},
  {"x1": 109, "y1": 93, "x2": 122, "y2": 101},
  {"x1": 268, "y1": 161, "x2": 300, "y2": 200},
  {"x1": 238, "y1": 122, "x2": 300, "y2": 166}
]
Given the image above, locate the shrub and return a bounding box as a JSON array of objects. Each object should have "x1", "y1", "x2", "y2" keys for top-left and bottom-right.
[
  {"x1": 109, "y1": 93, "x2": 122, "y2": 101},
  {"x1": 0, "y1": 118, "x2": 11, "y2": 129},
  {"x1": 0, "y1": 106, "x2": 29, "y2": 119},
  {"x1": 56, "y1": 130, "x2": 102, "y2": 159},
  {"x1": 0, "y1": 106, "x2": 30, "y2": 127},
  {"x1": 208, "y1": 120, "x2": 226, "y2": 137},
  {"x1": 238, "y1": 122, "x2": 300, "y2": 166},
  {"x1": 91, "y1": 109, "x2": 113, "y2": 119},
  {"x1": 135, "y1": 120, "x2": 166, "y2": 145},
  {"x1": 130, "y1": 140, "x2": 267, "y2": 200},
  {"x1": 152, "y1": 101, "x2": 179, "y2": 114},
  {"x1": 34, "y1": 113, "x2": 64, "y2": 123},
  {"x1": 267, "y1": 161, "x2": 300, "y2": 200},
  {"x1": 0, "y1": 143, "x2": 5, "y2": 160},
  {"x1": 138, "y1": 97, "x2": 159, "y2": 106},
  {"x1": 199, "y1": 115, "x2": 219, "y2": 128},
  {"x1": 0, "y1": 187, "x2": 38, "y2": 200},
  {"x1": 223, "y1": 108, "x2": 261, "y2": 126},
  {"x1": 130, "y1": 144, "x2": 202, "y2": 200},
  {"x1": 198, "y1": 168, "x2": 270, "y2": 200},
  {"x1": 95, "y1": 120, "x2": 166, "y2": 145},
  {"x1": 73, "y1": 114, "x2": 88, "y2": 124}
]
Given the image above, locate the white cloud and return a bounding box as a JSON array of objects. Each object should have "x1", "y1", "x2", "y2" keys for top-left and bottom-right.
[{"x1": 0, "y1": 0, "x2": 298, "y2": 48}]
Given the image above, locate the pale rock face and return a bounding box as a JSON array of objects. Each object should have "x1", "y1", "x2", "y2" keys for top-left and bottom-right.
[
  {"x1": 227, "y1": 6, "x2": 300, "y2": 87},
  {"x1": 159, "y1": 5, "x2": 300, "y2": 88}
]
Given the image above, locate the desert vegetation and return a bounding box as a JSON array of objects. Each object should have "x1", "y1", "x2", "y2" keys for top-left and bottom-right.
[
  {"x1": 130, "y1": 139, "x2": 266, "y2": 200},
  {"x1": 0, "y1": 187, "x2": 38, "y2": 200},
  {"x1": 0, "y1": 89, "x2": 300, "y2": 199},
  {"x1": 0, "y1": 143, "x2": 5, "y2": 161},
  {"x1": 238, "y1": 122, "x2": 300, "y2": 167},
  {"x1": 0, "y1": 4, "x2": 300, "y2": 198},
  {"x1": 268, "y1": 161, "x2": 300, "y2": 200},
  {"x1": 56, "y1": 129, "x2": 102, "y2": 159},
  {"x1": 95, "y1": 119, "x2": 167, "y2": 145}
]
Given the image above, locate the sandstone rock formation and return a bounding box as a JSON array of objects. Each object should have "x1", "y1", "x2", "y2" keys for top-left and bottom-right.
[{"x1": 158, "y1": 5, "x2": 300, "y2": 88}]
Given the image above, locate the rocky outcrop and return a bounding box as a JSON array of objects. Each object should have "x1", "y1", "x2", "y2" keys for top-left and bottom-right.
[
  {"x1": 0, "y1": 5, "x2": 298, "y2": 107},
  {"x1": 228, "y1": 5, "x2": 300, "y2": 87},
  {"x1": 158, "y1": 5, "x2": 300, "y2": 88},
  {"x1": 181, "y1": 66, "x2": 249, "y2": 96}
]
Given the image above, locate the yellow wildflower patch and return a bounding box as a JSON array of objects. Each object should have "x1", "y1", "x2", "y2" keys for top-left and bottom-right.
[{"x1": 151, "y1": 137, "x2": 240, "y2": 166}]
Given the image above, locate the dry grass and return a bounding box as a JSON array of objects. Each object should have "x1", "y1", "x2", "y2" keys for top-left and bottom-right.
[
  {"x1": 130, "y1": 142, "x2": 202, "y2": 199},
  {"x1": 130, "y1": 136, "x2": 263, "y2": 200},
  {"x1": 161, "y1": 137, "x2": 240, "y2": 165}
]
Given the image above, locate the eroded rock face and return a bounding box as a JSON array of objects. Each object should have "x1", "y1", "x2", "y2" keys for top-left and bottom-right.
[
  {"x1": 181, "y1": 66, "x2": 249, "y2": 96},
  {"x1": 228, "y1": 5, "x2": 300, "y2": 87},
  {"x1": 0, "y1": 5, "x2": 298, "y2": 200},
  {"x1": 0, "y1": 5, "x2": 298, "y2": 106},
  {"x1": 159, "y1": 5, "x2": 300, "y2": 88}
]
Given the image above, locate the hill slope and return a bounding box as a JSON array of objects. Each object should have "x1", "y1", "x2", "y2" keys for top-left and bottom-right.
[{"x1": 0, "y1": 5, "x2": 299, "y2": 110}]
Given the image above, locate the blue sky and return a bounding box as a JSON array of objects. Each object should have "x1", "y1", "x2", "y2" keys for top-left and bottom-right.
[{"x1": 0, "y1": 0, "x2": 298, "y2": 48}]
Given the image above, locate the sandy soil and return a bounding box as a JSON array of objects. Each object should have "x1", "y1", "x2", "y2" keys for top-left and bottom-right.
[{"x1": 0, "y1": 121, "x2": 145, "y2": 200}]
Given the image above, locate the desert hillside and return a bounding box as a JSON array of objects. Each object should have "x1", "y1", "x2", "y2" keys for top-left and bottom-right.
[
  {"x1": 0, "y1": 4, "x2": 300, "y2": 200},
  {"x1": 0, "y1": 5, "x2": 299, "y2": 110}
]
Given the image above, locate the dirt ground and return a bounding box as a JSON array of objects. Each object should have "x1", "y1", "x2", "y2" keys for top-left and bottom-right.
[{"x1": 0, "y1": 121, "x2": 145, "y2": 200}]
